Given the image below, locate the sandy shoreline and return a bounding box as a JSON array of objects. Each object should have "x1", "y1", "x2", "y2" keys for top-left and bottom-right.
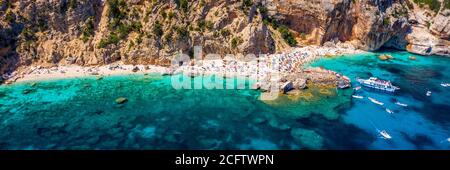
[
  {"x1": 2, "y1": 45, "x2": 365, "y2": 84},
  {"x1": 12, "y1": 64, "x2": 171, "y2": 83}
]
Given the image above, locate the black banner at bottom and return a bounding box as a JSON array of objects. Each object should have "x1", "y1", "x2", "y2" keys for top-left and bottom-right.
[{"x1": 0, "y1": 150, "x2": 448, "y2": 168}]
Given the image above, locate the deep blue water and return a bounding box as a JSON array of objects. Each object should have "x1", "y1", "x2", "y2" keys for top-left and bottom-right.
[
  {"x1": 0, "y1": 50, "x2": 449, "y2": 150},
  {"x1": 310, "y1": 50, "x2": 450, "y2": 149}
]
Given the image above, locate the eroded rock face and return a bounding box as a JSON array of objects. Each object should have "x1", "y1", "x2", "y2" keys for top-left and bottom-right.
[
  {"x1": 384, "y1": 1, "x2": 450, "y2": 56},
  {"x1": 405, "y1": 27, "x2": 450, "y2": 56},
  {"x1": 1, "y1": 0, "x2": 449, "y2": 76},
  {"x1": 430, "y1": 8, "x2": 450, "y2": 40},
  {"x1": 263, "y1": 0, "x2": 410, "y2": 51}
]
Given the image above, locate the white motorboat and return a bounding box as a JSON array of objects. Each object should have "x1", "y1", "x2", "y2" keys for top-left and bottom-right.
[
  {"x1": 353, "y1": 86, "x2": 362, "y2": 91},
  {"x1": 368, "y1": 97, "x2": 384, "y2": 106},
  {"x1": 395, "y1": 102, "x2": 408, "y2": 107},
  {"x1": 386, "y1": 108, "x2": 394, "y2": 114},
  {"x1": 379, "y1": 130, "x2": 392, "y2": 140},
  {"x1": 426, "y1": 91, "x2": 432, "y2": 96},
  {"x1": 357, "y1": 77, "x2": 400, "y2": 93},
  {"x1": 441, "y1": 83, "x2": 449, "y2": 87},
  {"x1": 352, "y1": 95, "x2": 364, "y2": 99}
]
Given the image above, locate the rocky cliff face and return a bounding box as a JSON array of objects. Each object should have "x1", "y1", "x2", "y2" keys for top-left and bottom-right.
[
  {"x1": 0, "y1": 0, "x2": 449, "y2": 76},
  {"x1": 384, "y1": 0, "x2": 450, "y2": 56}
]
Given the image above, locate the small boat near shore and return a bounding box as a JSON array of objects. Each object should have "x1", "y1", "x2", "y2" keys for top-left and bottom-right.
[
  {"x1": 352, "y1": 95, "x2": 364, "y2": 99},
  {"x1": 441, "y1": 83, "x2": 449, "y2": 87},
  {"x1": 368, "y1": 97, "x2": 384, "y2": 106},
  {"x1": 395, "y1": 102, "x2": 408, "y2": 107},
  {"x1": 357, "y1": 77, "x2": 400, "y2": 93},
  {"x1": 353, "y1": 86, "x2": 362, "y2": 91},
  {"x1": 426, "y1": 91, "x2": 432, "y2": 97}
]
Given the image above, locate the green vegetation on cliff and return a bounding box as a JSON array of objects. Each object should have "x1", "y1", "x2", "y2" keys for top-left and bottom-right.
[
  {"x1": 259, "y1": 4, "x2": 297, "y2": 47},
  {"x1": 98, "y1": 0, "x2": 142, "y2": 48},
  {"x1": 278, "y1": 26, "x2": 298, "y2": 47},
  {"x1": 412, "y1": 0, "x2": 441, "y2": 13},
  {"x1": 82, "y1": 16, "x2": 95, "y2": 42},
  {"x1": 152, "y1": 21, "x2": 164, "y2": 38}
]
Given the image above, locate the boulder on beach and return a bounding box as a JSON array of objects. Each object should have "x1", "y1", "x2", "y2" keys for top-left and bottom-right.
[
  {"x1": 260, "y1": 83, "x2": 271, "y2": 92},
  {"x1": 132, "y1": 66, "x2": 140, "y2": 72},
  {"x1": 293, "y1": 79, "x2": 307, "y2": 89},
  {"x1": 281, "y1": 81, "x2": 294, "y2": 93},
  {"x1": 115, "y1": 97, "x2": 128, "y2": 104},
  {"x1": 251, "y1": 83, "x2": 261, "y2": 90},
  {"x1": 290, "y1": 128, "x2": 324, "y2": 150},
  {"x1": 161, "y1": 69, "x2": 173, "y2": 76}
]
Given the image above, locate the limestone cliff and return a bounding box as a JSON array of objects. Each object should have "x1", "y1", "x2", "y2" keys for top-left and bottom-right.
[
  {"x1": 384, "y1": 0, "x2": 450, "y2": 56},
  {"x1": 0, "y1": 0, "x2": 449, "y2": 77}
]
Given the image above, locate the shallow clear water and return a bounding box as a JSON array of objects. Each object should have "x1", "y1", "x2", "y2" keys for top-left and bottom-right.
[{"x1": 0, "y1": 49, "x2": 449, "y2": 150}]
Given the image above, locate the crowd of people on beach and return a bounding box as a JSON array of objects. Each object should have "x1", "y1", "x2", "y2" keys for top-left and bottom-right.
[{"x1": 175, "y1": 46, "x2": 360, "y2": 80}]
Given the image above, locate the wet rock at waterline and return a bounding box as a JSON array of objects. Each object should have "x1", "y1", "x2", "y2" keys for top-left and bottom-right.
[{"x1": 115, "y1": 97, "x2": 128, "y2": 104}]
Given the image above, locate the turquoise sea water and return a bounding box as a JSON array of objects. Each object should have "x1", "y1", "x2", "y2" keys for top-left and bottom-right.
[
  {"x1": 0, "y1": 50, "x2": 449, "y2": 150},
  {"x1": 310, "y1": 49, "x2": 450, "y2": 149}
]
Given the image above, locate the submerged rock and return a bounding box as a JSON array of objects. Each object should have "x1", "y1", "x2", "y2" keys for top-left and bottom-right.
[
  {"x1": 268, "y1": 119, "x2": 291, "y2": 130},
  {"x1": 290, "y1": 128, "x2": 324, "y2": 150},
  {"x1": 252, "y1": 117, "x2": 267, "y2": 124},
  {"x1": 115, "y1": 97, "x2": 128, "y2": 104},
  {"x1": 22, "y1": 89, "x2": 33, "y2": 94},
  {"x1": 140, "y1": 126, "x2": 156, "y2": 139},
  {"x1": 378, "y1": 54, "x2": 393, "y2": 61},
  {"x1": 259, "y1": 92, "x2": 279, "y2": 101}
]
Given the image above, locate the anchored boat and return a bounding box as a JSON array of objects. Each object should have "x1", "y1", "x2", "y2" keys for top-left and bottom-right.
[
  {"x1": 386, "y1": 108, "x2": 394, "y2": 114},
  {"x1": 368, "y1": 97, "x2": 384, "y2": 106},
  {"x1": 379, "y1": 130, "x2": 392, "y2": 140},
  {"x1": 395, "y1": 102, "x2": 408, "y2": 107},
  {"x1": 357, "y1": 77, "x2": 400, "y2": 92},
  {"x1": 352, "y1": 95, "x2": 364, "y2": 99}
]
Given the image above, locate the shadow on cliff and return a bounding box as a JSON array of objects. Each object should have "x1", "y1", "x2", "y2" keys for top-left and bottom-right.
[{"x1": 0, "y1": 19, "x2": 24, "y2": 81}]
